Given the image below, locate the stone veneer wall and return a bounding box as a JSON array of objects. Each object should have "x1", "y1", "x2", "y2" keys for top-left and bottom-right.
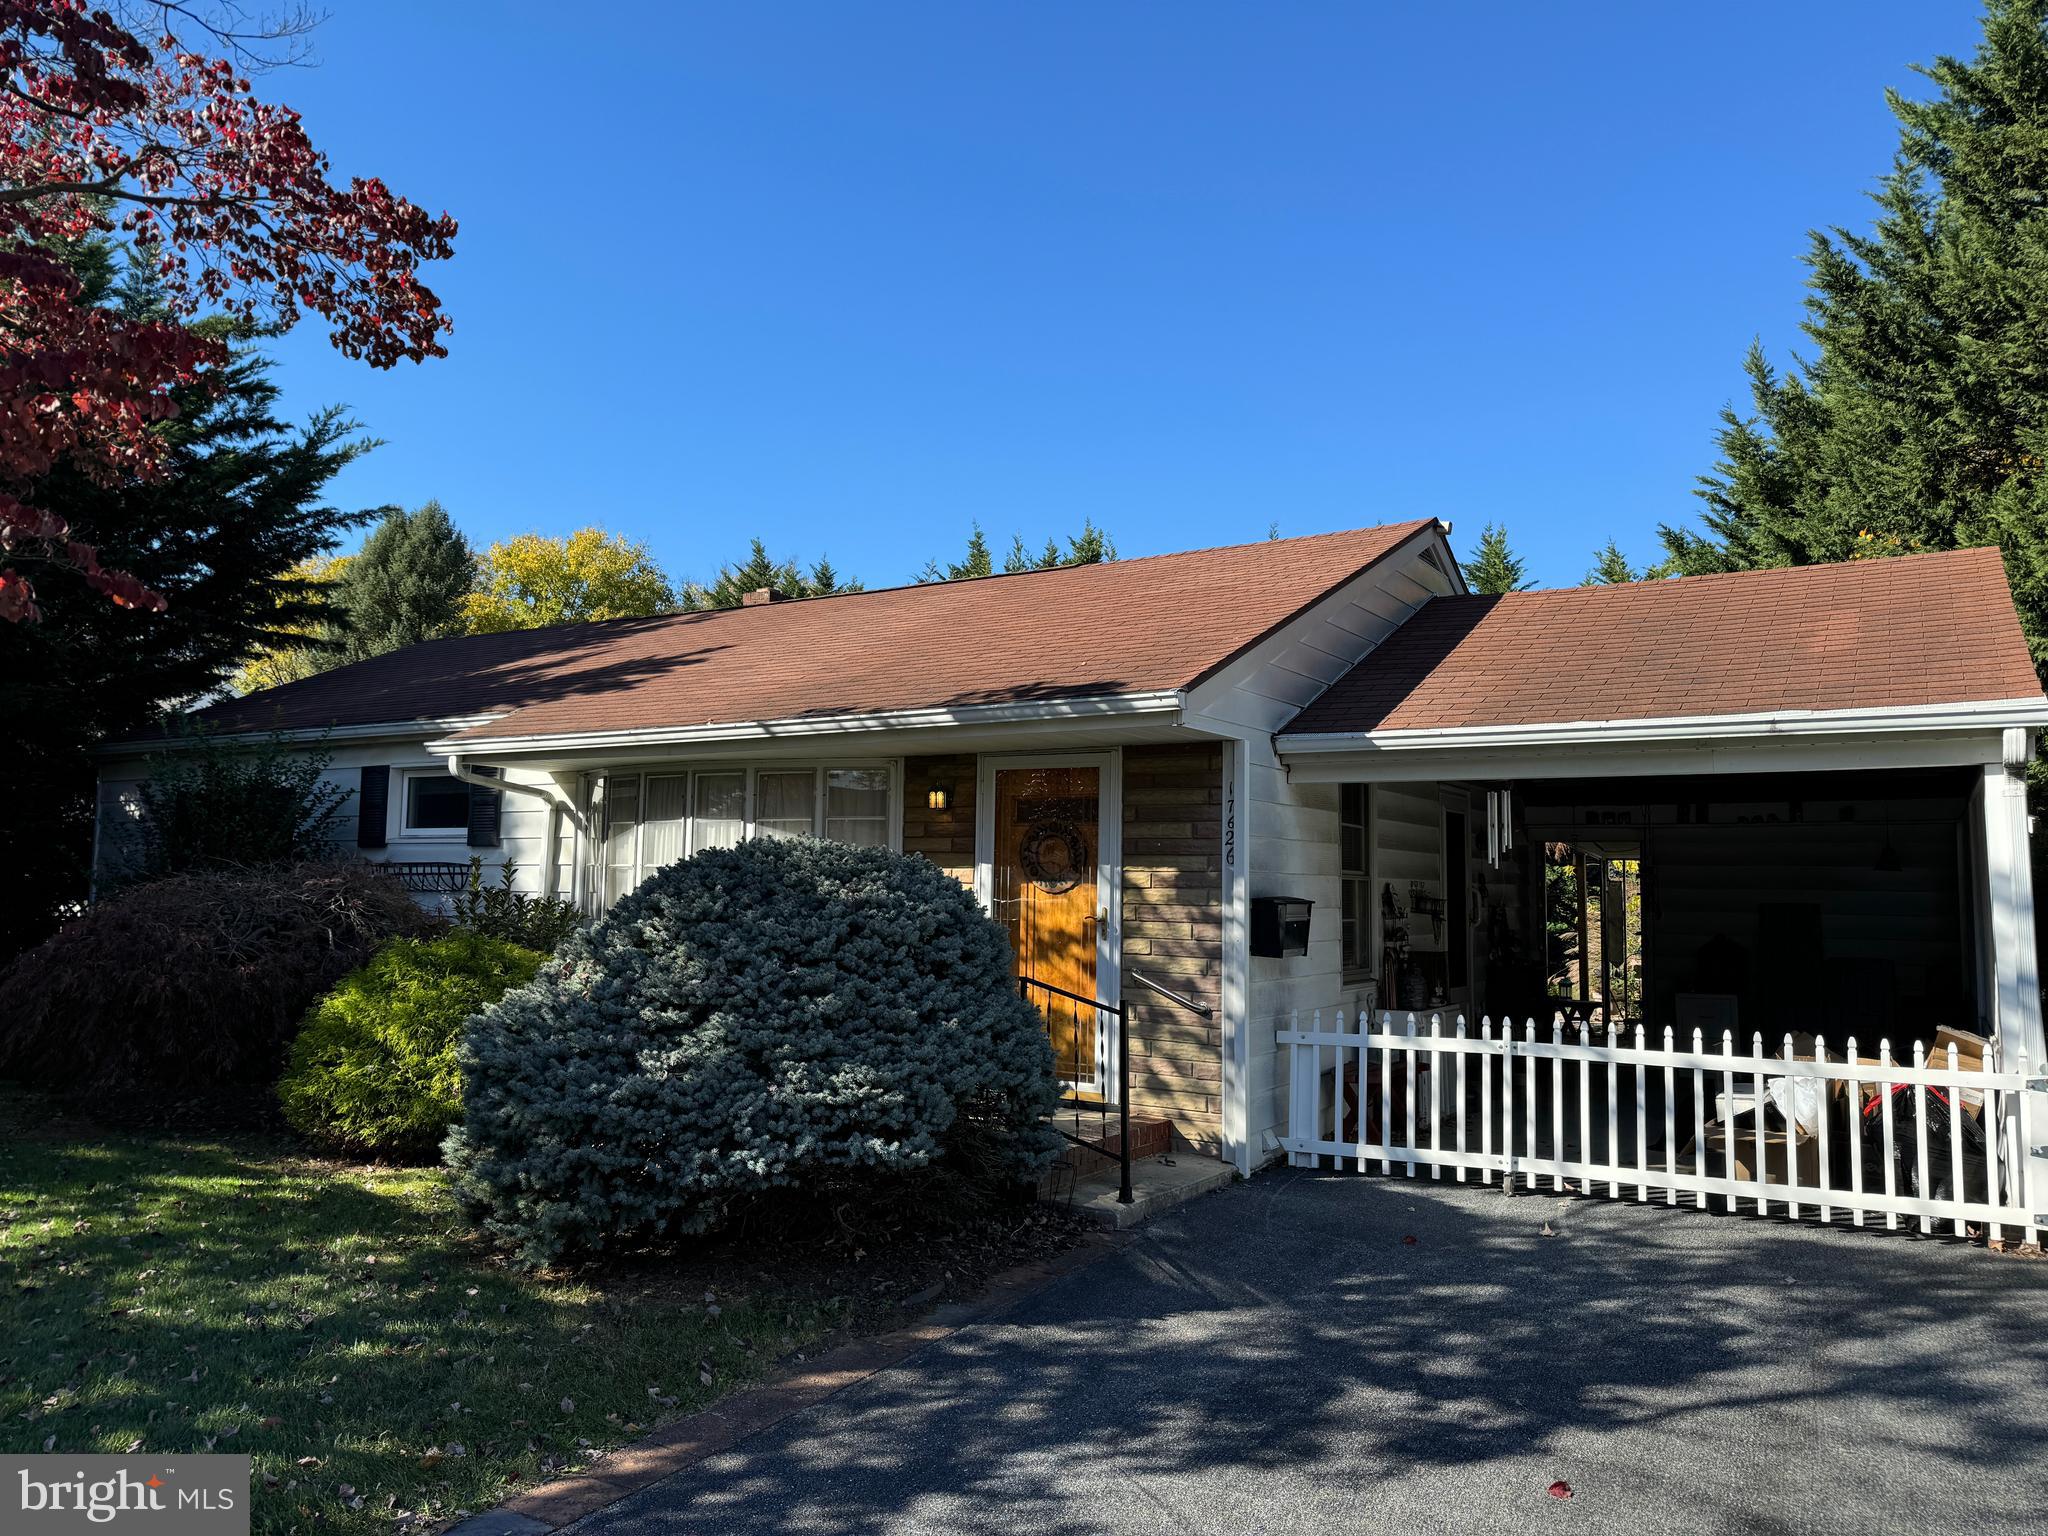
[
  {"x1": 1119, "y1": 742, "x2": 1224, "y2": 1152},
  {"x1": 901, "y1": 754, "x2": 977, "y2": 888},
  {"x1": 900, "y1": 745, "x2": 1224, "y2": 1154}
]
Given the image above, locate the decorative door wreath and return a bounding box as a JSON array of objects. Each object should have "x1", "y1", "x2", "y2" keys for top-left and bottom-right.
[{"x1": 1015, "y1": 796, "x2": 1093, "y2": 893}]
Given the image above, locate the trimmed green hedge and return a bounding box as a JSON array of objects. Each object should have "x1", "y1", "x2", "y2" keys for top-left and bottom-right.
[{"x1": 280, "y1": 931, "x2": 542, "y2": 1157}]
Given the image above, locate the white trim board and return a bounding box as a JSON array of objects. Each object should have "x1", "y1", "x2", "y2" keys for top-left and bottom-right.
[
  {"x1": 429, "y1": 691, "x2": 1184, "y2": 758},
  {"x1": 1280, "y1": 696, "x2": 2048, "y2": 756},
  {"x1": 1281, "y1": 732, "x2": 2027, "y2": 784},
  {"x1": 99, "y1": 714, "x2": 504, "y2": 757}
]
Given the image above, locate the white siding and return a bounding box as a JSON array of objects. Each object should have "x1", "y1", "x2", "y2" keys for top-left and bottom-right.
[
  {"x1": 1182, "y1": 538, "x2": 1458, "y2": 1163},
  {"x1": 94, "y1": 737, "x2": 559, "y2": 909}
]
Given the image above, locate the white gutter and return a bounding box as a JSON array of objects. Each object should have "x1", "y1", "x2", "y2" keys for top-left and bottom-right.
[
  {"x1": 1278, "y1": 695, "x2": 2048, "y2": 756},
  {"x1": 97, "y1": 713, "x2": 505, "y2": 757},
  {"x1": 427, "y1": 689, "x2": 1186, "y2": 757}
]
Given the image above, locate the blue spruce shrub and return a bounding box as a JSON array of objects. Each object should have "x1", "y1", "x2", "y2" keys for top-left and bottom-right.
[{"x1": 445, "y1": 837, "x2": 1064, "y2": 1263}]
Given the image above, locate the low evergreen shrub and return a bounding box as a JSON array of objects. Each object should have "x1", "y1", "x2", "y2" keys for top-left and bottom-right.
[
  {"x1": 280, "y1": 931, "x2": 543, "y2": 1157},
  {"x1": 446, "y1": 837, "x2": 1063, "y2": 1264},
  {"x1": 449, "y1": 858, "x2": 584, "y2": 952}
]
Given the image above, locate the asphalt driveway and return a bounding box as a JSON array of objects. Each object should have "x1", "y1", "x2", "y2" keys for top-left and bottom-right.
[{"x1": 569, "y1": 1169, "x2": 2048, "y2": 1535}]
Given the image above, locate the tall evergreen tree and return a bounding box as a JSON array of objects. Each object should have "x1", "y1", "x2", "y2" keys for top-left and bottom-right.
[
  {"x1": 1660, "y1": 0, "x2": 2048, "y2": 665},
  {"x1": 930, "y1": 520, "x2": 1117, "y2": 583},
  {"x1": 0, "y1": 244, "x2": 375, "y2": 959},
  {"x1": 1062, "y1": 517, "x2": 1118, "y2": 566},
  {"x1": 1584, "y1": 540, "x2": 1638, "y2": 586},
  {"x1": 919, "y1": 523, "x2": 995, "y2": 583},
  {"x1": 681, "y1": 539, "x2": 862, "y2": 609},
  {"x1": 1464, "y1": 523, "x2": 1533, "y2": 594},
  {"x1": 806, "y1": 557, "x2": 854, "y2": 596},
  {"x1": 338, "y1": 501, "x2": 475, "y2": 660}
]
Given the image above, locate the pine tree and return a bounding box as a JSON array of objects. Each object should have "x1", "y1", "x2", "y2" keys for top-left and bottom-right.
[
  {"x1": 1660, "y1": 0, "x2": 2048, "y2": 664},
  {"x1": 807, "y1": 557, "x2": 855, "y2": 596},
  {"x1": 0, "y1": 243, "x2": 374, "y2": 959},
  {"x1": 338, "y1": 501, "x2": 475, "y2": 660},
  {"x1": 918, "y1": 524, "x2": 995, "y2": 583},
  {"x1": 926, "y1": 521, "x2": 1118, "y2": 582},
  {"x1": 1061, "y1": 517, "x2": 1118, "y2": 566},
  {"x1": 1584, "y1": 540, "x2": 1637, "y2": 585},
  {"x1": 681, "y1": 538, "x2": 862, "y2": 609},
  {"x1": 1464, "y1": 523, "x2": 1533, "y2": 594}
]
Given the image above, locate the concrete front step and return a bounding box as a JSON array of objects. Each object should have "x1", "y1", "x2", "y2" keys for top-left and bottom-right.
[{"x1": 1061, "y1": 1153, "x2": 1236, "y2": 1230}]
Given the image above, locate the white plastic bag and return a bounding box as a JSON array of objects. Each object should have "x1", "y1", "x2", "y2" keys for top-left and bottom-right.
[{"x1": 1766, "y1": 1074, "x2": 1824, "y2": 1135}]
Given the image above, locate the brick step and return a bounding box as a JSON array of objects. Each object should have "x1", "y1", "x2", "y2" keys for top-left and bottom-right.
[{"x1": 1036, "y1": 1115, "x2": 1175, "y2": 1198}]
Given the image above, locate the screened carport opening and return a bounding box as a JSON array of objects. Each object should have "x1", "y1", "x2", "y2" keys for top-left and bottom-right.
[{"x1": 1483, "y1": 766, "x2": 1986, "y2": 1059}]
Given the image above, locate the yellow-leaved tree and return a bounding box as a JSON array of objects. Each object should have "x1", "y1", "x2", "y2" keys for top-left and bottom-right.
[{"x1": 461, "y1": 528, "x2": 677, "y2": 633}]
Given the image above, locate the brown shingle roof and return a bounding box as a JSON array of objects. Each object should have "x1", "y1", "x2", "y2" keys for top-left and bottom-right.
[
  {"x1": 180, "y1": 521, "x2": 1436, "y2": 743},
  {"x1": 1286, "y1": 547, "x2": 2043, "y2": 736}
]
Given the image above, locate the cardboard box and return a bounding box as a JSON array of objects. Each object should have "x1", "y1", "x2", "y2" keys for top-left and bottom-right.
[
  {"x1": 1680, "y1": 1122, "x2": 1823, "y2": 1187},
  {"x1": 1933, "y1": 1024, "x2": 1989, "y2": 1071}
]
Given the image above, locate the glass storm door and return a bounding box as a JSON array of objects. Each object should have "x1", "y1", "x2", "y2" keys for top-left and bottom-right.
[{"x1": 992, "y1": 765, "x2": 1101, "y2": 1091}]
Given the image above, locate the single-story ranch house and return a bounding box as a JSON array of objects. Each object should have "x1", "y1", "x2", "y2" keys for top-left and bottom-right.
[{"x1": 95, "y1": 520, "x2": 2048, "y2": 1192}]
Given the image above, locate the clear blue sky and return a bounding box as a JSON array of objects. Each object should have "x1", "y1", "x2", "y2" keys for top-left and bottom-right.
[{"x1": 259, "y1": 1, "x2": 1986, "y2": 591}]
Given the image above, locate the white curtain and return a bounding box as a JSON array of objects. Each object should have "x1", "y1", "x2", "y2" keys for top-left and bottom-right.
[
  {"x1": 826, "y1": 767, "x2": 890, "y2": 846},
  {"x1": 692, "y1": 771, "x2": 746, "y2": 850},
  {"x1": 639, "y1": 774, "x2": 689, "y2": 873},
  {"x1": 755, "y1": 770, "x2": 816, "y2": 839}
]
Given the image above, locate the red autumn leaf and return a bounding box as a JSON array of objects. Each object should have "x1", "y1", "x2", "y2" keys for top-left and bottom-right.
[
  {"x1": 1401, "y1": 1235, "x2": 1418, "y2": 1245},
  {"x1": 0, "y1": 1, "x2": 456, "y2": 623},
  {"x1": 1547, "y1": 1480, "x2": 1573, "y2": 1500}
]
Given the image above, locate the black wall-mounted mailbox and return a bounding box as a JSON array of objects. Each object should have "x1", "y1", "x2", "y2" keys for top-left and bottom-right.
[{"x1": 1250, "y1": 895, "x2": 1313, "y2": 958}]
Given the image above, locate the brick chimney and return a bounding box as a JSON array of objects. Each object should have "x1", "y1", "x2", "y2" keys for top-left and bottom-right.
[{"x1": 740, "y1": 588, "x2": 785, "y2": 607}]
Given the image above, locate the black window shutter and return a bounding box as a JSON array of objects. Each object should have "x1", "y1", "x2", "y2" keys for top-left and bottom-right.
[
  {"x1": 357, "y1": 765, "x2": 389, "y2": 849},
  {"x1": 466, "y1": 767, "x2": 503, "y2": 849}
]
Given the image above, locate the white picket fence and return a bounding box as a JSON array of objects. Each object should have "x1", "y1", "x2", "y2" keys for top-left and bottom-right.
[{"x1": 1278, "y1": 1011, "x2": 2044, "y2": 1246}]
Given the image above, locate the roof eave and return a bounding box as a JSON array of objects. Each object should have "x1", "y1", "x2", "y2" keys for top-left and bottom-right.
[
  {"x1": 97, "y1": 713, "x2": 507, "y2": 759},
  {"x1": 1278, "y1": 695, "x2": 2048, "y2": 756},
  {"x1": 427, "y1": 689, "x2": 1187, "y2": 758}
]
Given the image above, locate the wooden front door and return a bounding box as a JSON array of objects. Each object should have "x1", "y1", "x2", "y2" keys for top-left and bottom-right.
[{"x1": 992, "y1": 765, "x2": 1101, "y2": 1088}]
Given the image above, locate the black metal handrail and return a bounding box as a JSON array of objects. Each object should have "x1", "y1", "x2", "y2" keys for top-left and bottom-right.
[{"x1": 1017, "y1": 969, "x2": 1213, "y2": 1208}]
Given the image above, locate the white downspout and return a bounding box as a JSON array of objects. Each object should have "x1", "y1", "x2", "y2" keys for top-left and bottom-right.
[{"x1": 444, "y1": 753, "x2": 591, "y2": 897}]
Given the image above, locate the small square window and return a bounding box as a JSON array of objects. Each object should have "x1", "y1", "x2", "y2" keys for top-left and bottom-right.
[{"x1": 404, "y1": 773, "x2": 470, "y2": 832}]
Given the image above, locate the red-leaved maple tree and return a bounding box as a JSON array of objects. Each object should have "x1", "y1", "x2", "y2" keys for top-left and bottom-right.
[{"x1": 0, "y1": 0, "x2": 456, "y2": 622}]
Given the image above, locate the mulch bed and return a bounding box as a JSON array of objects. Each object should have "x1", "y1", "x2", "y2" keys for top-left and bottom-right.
[{"x1": 568, "y1": 1198, "x2": 1095, "y2": 1339}]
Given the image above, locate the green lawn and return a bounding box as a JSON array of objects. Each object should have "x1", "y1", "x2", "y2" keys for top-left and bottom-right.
[{"x1": 0, "y1": 1096, "x2": 842, "y2": 1534}]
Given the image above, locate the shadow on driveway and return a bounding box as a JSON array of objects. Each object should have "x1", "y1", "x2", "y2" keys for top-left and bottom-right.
[{"x1": 571, "y1": 1170, "x2": 2048, "y2": 1535}]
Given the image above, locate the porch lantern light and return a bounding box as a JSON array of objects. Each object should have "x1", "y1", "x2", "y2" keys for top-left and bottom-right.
[{"x1": 927, "y1": 784, "x2": 951, "y2": 812}]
